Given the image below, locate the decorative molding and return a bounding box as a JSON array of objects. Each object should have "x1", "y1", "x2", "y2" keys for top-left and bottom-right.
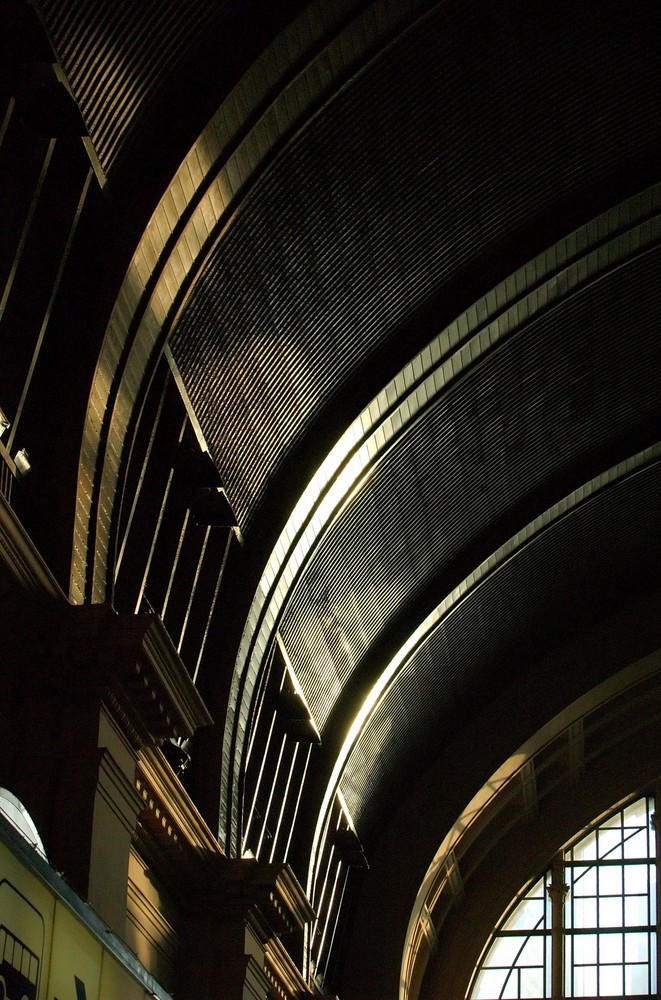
[
  {"x1": 172, "y1": 855, "x2": 316, "y2": 1000},
  {"x1": 567, "y1": 719, "x2": 585, "y2": 779},
  {"x1": 264, "y1": 936, "x2": 314, "y2": 999},
  {"x1": 97, "y1": 747, "x2": 144, "y2": 836},
  {"x1": 135, "y1": 746, "x2": 223, "y2": 867},
  {"x1": 244, "y1": 953, "x2": 273, "y2": 1000},
  {"x1": 519, "y1": 759, "x2": 538, "y2": 821},
  {"x1": 98, "y1": 609, "x2": 214, "y2": 746},
  {"x1": 198, "y1": 858, "x2": 315, "y2": 940},
  {"x1": 126, "y1": 854, "x2": 181, "y2": 966},
  {"x1": 444, "y1": 850, "x2": 464, "y2": 906},
  {"x1": 42, "y1": 604, "x2": 215, "y2": 751}
]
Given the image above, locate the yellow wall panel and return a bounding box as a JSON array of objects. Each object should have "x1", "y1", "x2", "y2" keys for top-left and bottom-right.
[
  {"x1": 99, "y1": 950, "x2": 144, "y2": 1000},
  {"x1": 0, "y1": 833, "x2": 169, "y2": 1000}
]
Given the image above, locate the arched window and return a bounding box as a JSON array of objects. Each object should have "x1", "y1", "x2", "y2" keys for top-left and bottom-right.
[
  {"x1": 469, "y1": 795, "x2": 657, "y2": 998},
  {"x1": 0, "y1": 788, "x2": 46, "y2": 857}
]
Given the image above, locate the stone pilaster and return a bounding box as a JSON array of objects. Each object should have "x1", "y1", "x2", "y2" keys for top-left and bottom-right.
[
  {"x1": 0, "y1": 546, "x2": 212, "y2": 939},
  {"x1": 176, "y1": 858, "x2": 316, "y2": 1000}
]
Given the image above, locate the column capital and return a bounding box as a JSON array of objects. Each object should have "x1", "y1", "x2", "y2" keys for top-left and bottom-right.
[
  {"x1": 177, "y1": 856, "x2": 317, "y2": 1000},
  {"x1": 64, "y1": 604, "x2": 214, "y2": 749},
  {"x1": 190, "y1": 857, "x2": 316, "y2": 938}
]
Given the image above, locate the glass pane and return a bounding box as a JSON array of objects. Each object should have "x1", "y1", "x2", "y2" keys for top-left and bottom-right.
[
  {"x1": 599, "y1": 865, "x2": 623, "y2": 895},
  {"x1": 526, "y1": 878, "x2": 546, "y2": 899},
  {"x1": 520, "y1": 967, "x2": 544, "y2": 998},
  {"x1": 501, "y1": 970, "x2": 519, "y2": 998},
  {"x1": 519, "y1": 935, "x2": 543, "y2": 966},
  {"x1": 487, "y1": 936, "x2": 529, "y2": 967},
  {"x1": 598, "y1": 896, "x2": 623, "y2": 928},
  {"x1": 573, "y1": 897, "x2": 598, "y2": 928},
  {"x1": 573, "y1": 831, "x2": 598, "y2": 862},
  {"x1": 599, "y1": 963, "x2": 623, "y2": 994},
  {"x1": 600, "y1": 932, "x2": 623, "y2": 964},
  {"x1": 598, "y1": 828, "x2": 622, "y2": 860},
  {"x1": 623, "y1": 828, "x2": 648, "y2": 859},
  {"x1": 624, "y1": 962, "x2": 649, "y2": 995},
  {"x1": 624, "y1": 863, "x2": 648, "y2": 894},
  {"x1": 573, "y1": 964, "x2": 597, "y2": 997},
  {"x1": 503, "y1": 896, "x2": 544, "y2": 932},
  {"x1": 624, "y1": 931, "x2": 649, "y2": 962},
  {"x1": 651, "y1": 866, "x2": 657, "y2": 912},
  {"x1": 572, "y1": 933, "x2": 597, "y2": 964},
  {"x1": 473, "y1": 968, "x2": 507, "y2": 998},
  {"x1": 622, "y1": 799, "x2": 649, "y2": 825},
  {"x1": 572, "y1": 865, "x2": 597, "y2": 896},
  {"x1": 624, "y1": 894, "x2": 648, "y2": 926}
]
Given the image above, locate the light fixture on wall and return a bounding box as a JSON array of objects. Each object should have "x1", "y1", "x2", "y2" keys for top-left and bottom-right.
[{"x1": 14, "y1": 449, "x2": 31, "y2": 477}]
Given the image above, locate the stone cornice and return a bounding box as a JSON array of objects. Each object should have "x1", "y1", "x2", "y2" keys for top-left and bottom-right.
[
  {"x1": 176, "y1": 855, "x2": 315, "y2": 957},
  {"x1": 264, "y1": 936, "x2": 314, "y2": 1000},
  {"x1": 101, "y1": 610, "x2": 214, "y2": 743},
  {"x1": 66, "y1": 605, "x2": 214, "y2": 749},
  {"x1": 15, "y1": 602, "x2": 216, "y2": 753},
  {"x1": 133, "y1": 749, "x2": 316, "y2": 959},
  {"x1": 136, "y1": 746, "x2": 223, "y2": 864},
  {"x1": 97, "y1": 747, "x2": 145, "y2": 835},
  {"x1": 0, "y1": 561, "x2": 211, "y2": 755},
  {"x1": 200, "y1": 858, "x2": 316, "y2": 939}
]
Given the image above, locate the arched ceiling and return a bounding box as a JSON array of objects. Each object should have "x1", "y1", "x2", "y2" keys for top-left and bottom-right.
[
  {"x1": 225, "y1": 188, "x2": 661, "y2": 858},
  {"x1": 168, "y1": 0, "x2": 661, "y2": 532},
  {"x1": 38, "y1": 0, "x2": 661, "y2": 994},
  {"x1": 178, "y1": 0, "x2": 660, "y2": 858}
]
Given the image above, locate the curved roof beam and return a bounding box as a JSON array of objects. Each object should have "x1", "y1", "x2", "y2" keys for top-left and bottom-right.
[
  {"x1": 316, "y1": 441, "x2": 661, "y2": 882},
  {"x1": 72, "y1": 0, "x2": 425, "y2": 605},
  {"x1": 224, "y1": 184, "x2": 661, "y2": 850}
]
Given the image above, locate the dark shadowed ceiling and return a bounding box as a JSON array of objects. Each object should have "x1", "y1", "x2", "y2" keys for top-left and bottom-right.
[{"x1": 17, "y1": 0, "x2": 661, "y2": 994}]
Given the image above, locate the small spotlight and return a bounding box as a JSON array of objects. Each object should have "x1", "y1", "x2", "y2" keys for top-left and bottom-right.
[
  {"x1": 14, "y1": 449, "x2": 31, "y2": 477},
  {"x1": 0, "y1": 409, "x2": 9, "y2": 439}
]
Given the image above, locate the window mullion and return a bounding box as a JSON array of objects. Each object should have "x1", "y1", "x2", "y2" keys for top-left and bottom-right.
[
  {"x1": 548, "y1": 853, "x2": 568, "y2": 999},
  {"x1": 652, "y1": 793, "x2": 661, "y2": 994}
]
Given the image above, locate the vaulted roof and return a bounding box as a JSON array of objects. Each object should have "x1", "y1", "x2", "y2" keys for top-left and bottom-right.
[{"x1": 11, "y1": 0, "x2": 661, "y2": 995}]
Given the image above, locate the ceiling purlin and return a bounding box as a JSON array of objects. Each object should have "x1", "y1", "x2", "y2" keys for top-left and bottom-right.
[
  {"x1": 171, "y1": 0, "x2": 661, "y2": 554},
  {"x1": 225, "y1": 185, "x2": 661, "y2": 857},
  {"x1": 282, "y1": 232, "x2": 661, "y2": 737},
  {"x1": 333, "y1": 445, "x2": 661, "y2": 849},
  {"x1": 74, "y1": 0, "x2": 421, "y2": 607}
]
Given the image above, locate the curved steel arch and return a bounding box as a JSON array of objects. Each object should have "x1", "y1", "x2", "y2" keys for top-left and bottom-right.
[
  {"x1": 225, "y1": 185, "x2": 661, "y2": 855},
  {"x1": 72, "y1": 0, "x2": 421, "y2": 607}
]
